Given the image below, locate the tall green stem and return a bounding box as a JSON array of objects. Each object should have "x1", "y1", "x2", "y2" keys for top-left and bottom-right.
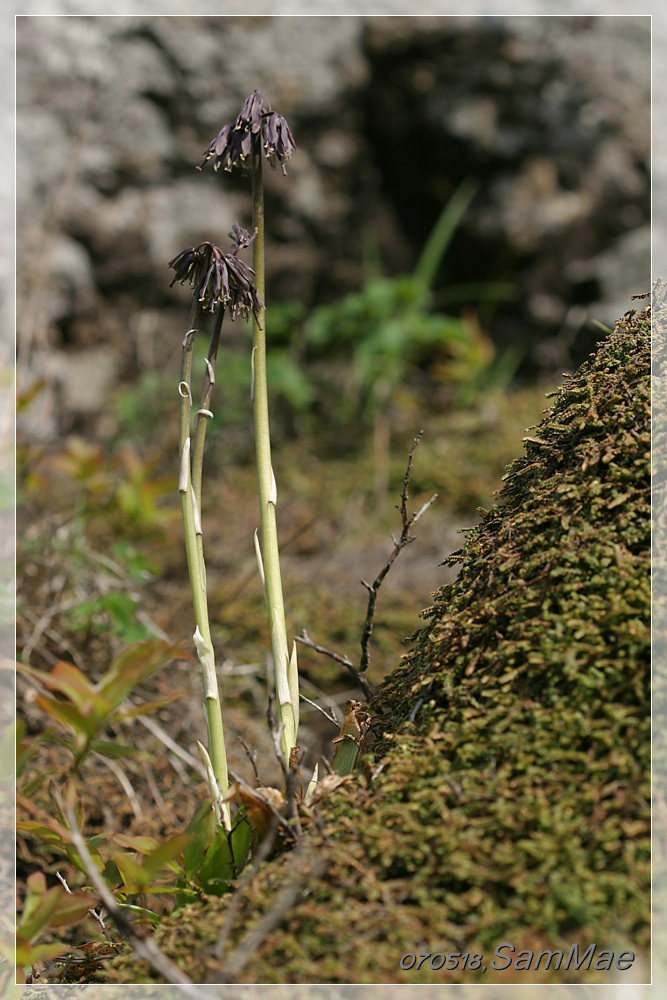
[
  {"x1": 251, "y1": 138, "x2": 298, "y2": 757},
  {"x1": 191, "y1": 307, "x2": 223, "y2": 509},
  {"x1": 179, "y1": 315, "x2": 230, "y2": 828}
]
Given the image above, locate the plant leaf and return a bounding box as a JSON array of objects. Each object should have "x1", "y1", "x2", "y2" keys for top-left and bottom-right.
[
  {"x1": 16, "y1": 818, "x2": 104, "y2": 876},
  {"x1": 114, "y1": 690, "x2": 190, "y2": 720},
  {"x1": 96, "y1": 639, "x2": 189, "y2": 713},
  {"x1": 34, "y1": 695, "x2": 97, "y2": 745},
  {"x1": 197, "y1": 828, "x2": 235, "y2": 896},
  {"x1": 18, "y1": 877, "x2": 92, "y2": 942},
  {"x1": 183, "y1": 800, "x2": 216, "y2": 883},
  {"x1": 16, "y1": 936, "x2": 73, "y2": 967},
  {"x1": 113, "y1": 834, "x2": 191, "y2": 890},
  {"x1": 19, "y1": 661, "x2": 101, "y2": 715}
]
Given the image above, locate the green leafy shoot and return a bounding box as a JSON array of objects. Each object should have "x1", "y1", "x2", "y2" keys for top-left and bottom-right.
[
  {"x1": 179, "y1": 799, "x2": 252, "y2": 900},
  {"x1": 18, "y1": 639, "x2": 189, "y2": 766},
  {"x1": 14, "y1": 872, "x2": 94, "y2": 969}
]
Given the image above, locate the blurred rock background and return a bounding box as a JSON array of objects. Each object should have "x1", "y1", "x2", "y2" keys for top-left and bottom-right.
[{"x1": 17, "y1": 14, "x2": 650, "y2": 441}]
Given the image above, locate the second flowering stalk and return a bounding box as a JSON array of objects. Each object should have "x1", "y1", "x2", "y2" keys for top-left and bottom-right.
[
  {"x1": 250, "y1": 137, "x2": 299, "y2": 760},
  {"x1": 170, "y1": 237, "x2": 264, "y2": 828},
  {"x1": 199, "y1": 90, "x2": 300, "y2": 761}
]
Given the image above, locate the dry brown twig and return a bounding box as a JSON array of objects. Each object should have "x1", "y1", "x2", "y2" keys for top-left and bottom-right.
[
  {"x1": 298, "y1": 690, "x2": 340, "y2": 727},
  {"x1": 50, "y1": 785, "x2": 214, "y2": 994},
  {"x1": 210, "y1": 847, "x2": 326, "y2": 982},
  {"x1": 237, "y1": 734, "x2": 263, "y2": 785},
  {"x1": 296, "y1": 431, "x2": 438, "y2": 699},
  {"x1": 299, "y1": 673, "x2": 343, "y2": 726},
  {"x1": 296, "y1": 627, "x2": 373, "y2": 700},
  {"x1": 93, "y1": 752, "x2": 143, "y2": 821},
  {"x1": 20, "y1": 601, "x2": 87, "y2": 668},
  {"x1": 266, "y1": 694, "x2": 303, "y2": 838},
  {"x1": 359, "y1": 430, "x2": 438, "y2": 677},
  {"x1": 226, "y1": 769, "x2": 293, "y2": 842},
  {"x1": 212, "y1": 815, "x2": 280, "y2": 962}
]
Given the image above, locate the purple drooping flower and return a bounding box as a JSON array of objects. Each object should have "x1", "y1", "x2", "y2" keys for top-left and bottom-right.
[
  {"x1": 168, "y1": 241, "x2": 264, "y2": 318},
  {"x1": 198, "y1": 122, "x2": 252, "y2": 173},
  {"x1": 229, "y1": 222, "x2": 257, "y2": 255},
  {"x1": 263, "y1": 112, "x2": 297, "y2": 174},
  {"x1": 198, "y1": 90, "x2": 297, "y2": 174},
  {"x1": 236, "y1": 89, "x2": 265, "y2": 134}
]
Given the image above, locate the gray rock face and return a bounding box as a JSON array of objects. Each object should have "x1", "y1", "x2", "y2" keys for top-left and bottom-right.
[{"x1": 16, "y1": 15, "x2": 649, "y2": 437}]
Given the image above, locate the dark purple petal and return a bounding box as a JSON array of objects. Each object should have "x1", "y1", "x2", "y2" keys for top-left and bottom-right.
[
  {"x1": 240, "y1": 131, "x2": 252, "y2": 159},
  {"x1": 236, "y1": 90, "x2": 265, "y2": 134},
  {"x1": 264, "y1": 113, "x2": 279, "y2": 149},
  {"x1": 199, "y1": 93, "x2": 294, "y2": 176},
  {"x1": 263, "y1": 112, "x2": 297, "y2": 172},
  {"x1": 168, "y1": 240, "x2": 263, "y2": 320},
  {"x1": 229, "y1": 222, "x2": 256, "y2": 254},
  {"x1": 214, "y1": 124, "x2": 231, "y2": 156}
]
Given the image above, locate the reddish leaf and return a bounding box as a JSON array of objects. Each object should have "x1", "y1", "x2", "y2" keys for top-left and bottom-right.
[
  {"x1": 34, "y1": 694, "x2": 96, "y2": 745},
  {"x1": 97, "y1": 639, "x2": 190, "y2": 713}
]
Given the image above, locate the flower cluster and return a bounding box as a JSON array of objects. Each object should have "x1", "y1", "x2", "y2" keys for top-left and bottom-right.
[
  {"x1": 168, "y1": 240, "x2": 263, "y2": 318},
  {"x1": 198, "y1": 89, "x2": 296, "y2": 175},
  {"x1": 228, "y1": 222, "x2": 256, "y2": 254},
  {"x1": 263, "y1": 112, "x2": 297, "y2": 173}
]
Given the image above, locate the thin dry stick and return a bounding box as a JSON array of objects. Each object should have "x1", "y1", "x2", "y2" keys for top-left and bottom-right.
[
  {"x1": 295, "y1": 628, "x2": 373, "y2": 700},
  {"x1": 299, "y1": 692, "x2": 339, "y2": 728},
  {"x1": 142, "y1": 760, "x2": 171, "y2": 822},
  {"x1": 55, "y1": 871, "x2": 111, "y2": 942},
  {"x1": 52, "y1": 787, "x2": 208, "y2": 994},
  {"x1": 215, "y1": 851, "x2": 327, "y2": 980},
  {"x1": 93, "y1": 753, "x2": 143, "y2": 820},
  {"x1": 299, "y1": 674, "x2": 343, "y2": 726},
  {"x1": 21, "y1": 600, "x2": 86, "y2": 665},
  {"x1": 213, "y1": 815, "x2": 280, "y2": 961},
  {"x1": 134, "y1": 711, "x2": 207, "y2": 778},
  {"x1": 237, "y1": 735, "x2": 263, "y2": 786},
  {"x1": 227, "y1": 769, "x2": 293, "y2": 840},
  {"x1": 266, "y1": 694, "x2": 302, "y2": 838},
  {"x1": 296, "y1": 432, "x2": 437, "y2": 700},
  {"x1": 358, "y1": 430, "x2": 438, "y2": 680}
]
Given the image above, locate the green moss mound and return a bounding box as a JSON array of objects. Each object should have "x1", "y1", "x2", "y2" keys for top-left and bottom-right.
[{"x1": 106, "y1": 310, "x2": 650, "y2": 985}]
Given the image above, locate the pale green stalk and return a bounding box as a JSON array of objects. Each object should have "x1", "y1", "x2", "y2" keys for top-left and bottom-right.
[
  {"x1": 251, "y1": 137, "x2": 299, "y2": 758},
  {"x1": 179, "y1": 315, "x2": 231, "y2": 829},
  {"x1": 191, "y1": 307, "x2": 223, "y2": 509}
]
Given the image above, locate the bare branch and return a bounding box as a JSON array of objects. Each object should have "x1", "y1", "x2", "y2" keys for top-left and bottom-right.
[
  {"x1": 295, "y1": 433, "x2": 436, "y2": 704},
  {"x1": 55, "y1": 870, "x2": 110, "y2": 941},
  {"x1": 358, "y1": 431, "x2": 438, "y2": 679},
  {"x1": 93, "y1": 753, "x2": 143, "y2": 821},
  {"x1": 215, "y1": 849, "x2": 327, "y2": 980},
  {"x1": 237, "y1": 735, "x2": 262, "y2": 786},
  {"x1": 400, "y1": 430, "x2": 422, "y2": 522},
  {"x1": 21, "y1": 599, "x2": 86, "y2": 666},
  {"x1": 227, "y1": 769, "x2": 293, "y2": 840},
  {"x1": 51, "y1": 785, "x2": 209, "y2": 994},
  {"x1": 213, "y1": 814, "x2": 280, "y2": 961},
  {"x1": 298, "y1": 674, "x2": 343, "y2": 726},
  {"x1": 266, "y1": 694, "x2": 302, "y2": 838},
  {"x1": 295, "y1": 628, "x2": 373, "y2": 701},
  {"x1": 412, "y1": 495, "x2": 439, "y2": 526},
  {"x1": 134, "y1": 711, "x2": 207, "y2": 778},
  {"x1": 299, "y1": 692, "x2": 339, "y2": 727}
]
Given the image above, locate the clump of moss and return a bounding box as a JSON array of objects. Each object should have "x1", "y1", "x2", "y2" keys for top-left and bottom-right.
[{"x1": 105, "y1": 309, "x2": 650, "y2": 985}]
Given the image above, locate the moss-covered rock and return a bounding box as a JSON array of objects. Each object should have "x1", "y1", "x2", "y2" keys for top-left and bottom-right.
[{"x1": 106, "y1": 309, "x2": 650, "y2": 985}]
